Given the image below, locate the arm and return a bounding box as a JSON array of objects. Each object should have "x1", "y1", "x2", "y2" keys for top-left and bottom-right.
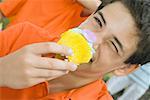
[
  {"x1": 0, "y1": 58, "x2": 4, "y2": 86},
  {"x1": 0, "y1": 10, "x2": 5, "y2": 21},
  {"x1": 77, "y1": 0, "x2": 101, "y2": 15},
  {"x1": 0, "y1": 0, "x2": 27, "y2": 17}
]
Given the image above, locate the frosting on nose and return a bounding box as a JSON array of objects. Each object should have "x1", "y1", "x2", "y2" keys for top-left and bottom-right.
[
  {"x1": 72, "y1": 28, "x2": 97, "y2": 43},
  {"x1": 82, "y1": 29, "x2": 97, "y2": 43}
]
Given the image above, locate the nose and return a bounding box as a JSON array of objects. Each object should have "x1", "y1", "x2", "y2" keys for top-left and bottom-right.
[
  {"x1": 93, "y1": 34, "x2": 103, "y2": 50},
  {"x1": 93, "y1": 29, "x2": 109, "y2": 51},
  {"x1": 93, "y1": 41, "x2": 103, "y2": 51}
]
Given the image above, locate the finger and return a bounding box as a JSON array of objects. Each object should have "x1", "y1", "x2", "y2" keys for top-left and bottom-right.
[
  {"x1": 33, "y1": 57, "x2": 77, "y2": 71},
  {"x1": 30, "y1": 68, "x2": 69, "y2": 78},
  {"x1": 28, "y1": 42, "x2": 73, "y2": 56},
  {"x1": 30, "y1": 78, "x2": 46, "y2": 86}
]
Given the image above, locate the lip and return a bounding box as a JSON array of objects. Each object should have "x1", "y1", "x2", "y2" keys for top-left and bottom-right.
[
  {"x1": 89, "y1": 49, "x2": 96, "y2": 63},
  {"x1": 92, "y1": 53, "x2": 96, "y2": 63},
  {"x1": 91, "y1": 45, "x2": 100, "y2": 64}
]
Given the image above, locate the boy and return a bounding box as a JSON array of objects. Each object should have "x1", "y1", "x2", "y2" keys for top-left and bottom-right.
[{"x1": 0, "y1": 0, "x2": 150, "y2": 99}]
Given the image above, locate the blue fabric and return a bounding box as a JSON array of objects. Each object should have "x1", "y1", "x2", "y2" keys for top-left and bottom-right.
[{"x1": 128, "y1": 63, "x2": 150, "y2": 89}]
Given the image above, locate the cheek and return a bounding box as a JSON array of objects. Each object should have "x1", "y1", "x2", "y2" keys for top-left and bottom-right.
[
  {"x1": 97, "y1": 44, "x2": 122, "y2": 67},
  {"x1": 87, "y1": 23, "x2": 99, "y2": 32}
]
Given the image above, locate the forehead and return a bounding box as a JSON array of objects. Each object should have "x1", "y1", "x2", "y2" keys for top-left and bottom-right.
[{"x1": 99, "y1": 2, "x2": 139, "y2": 53}]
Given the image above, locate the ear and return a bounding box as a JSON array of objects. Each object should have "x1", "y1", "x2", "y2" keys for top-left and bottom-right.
[{"x1": 113, "y1": 64, "x2": 139, "y2": 76}]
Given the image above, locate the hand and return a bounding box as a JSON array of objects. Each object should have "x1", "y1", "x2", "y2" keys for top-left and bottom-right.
[
  {"x1": 0, "y1": 42, "x2": 77, "y2": 89},
  {"x1": 0, "y1": 11, "x2": 5, "y2": 22},
  {"x1": 77, "y1": 0, "x2": 102, "y2": 16}
]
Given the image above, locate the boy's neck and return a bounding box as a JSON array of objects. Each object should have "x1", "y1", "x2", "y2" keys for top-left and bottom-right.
[{"x1": 48, "y1": 67, "x2": 103, "y2": 93}]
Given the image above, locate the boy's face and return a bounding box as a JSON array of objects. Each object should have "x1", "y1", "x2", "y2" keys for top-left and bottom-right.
[{"x1": 78, "y1": 2, "x2": 139, "y2": 75}]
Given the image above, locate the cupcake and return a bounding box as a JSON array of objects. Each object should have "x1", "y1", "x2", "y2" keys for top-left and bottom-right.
[{"x1": 57, "y1": 28, "x2": 96, "y2": 65}]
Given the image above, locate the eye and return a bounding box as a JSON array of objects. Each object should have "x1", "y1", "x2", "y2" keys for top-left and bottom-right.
[
  {"x1": 110, "y1": 41, "x2": 119, "y2": 53},
  {"x1": 94, "y1": 16, "x2": 102, "y2": 28}
]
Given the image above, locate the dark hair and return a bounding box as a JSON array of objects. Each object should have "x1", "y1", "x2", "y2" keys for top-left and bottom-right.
[{"x1": 95, "y1": 0, "x2": 150, "y2": 65}]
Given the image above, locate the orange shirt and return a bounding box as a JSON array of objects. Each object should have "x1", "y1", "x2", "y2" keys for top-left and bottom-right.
[
  {"x1": 0, "y1": 22, "x2": 113, "y2": 100},
  {"x1": 0, "y1": 0, "x2": 86, "y2": 36},
  {"x1": 0, "y1": 0, "x2": 113, "y2": 99}
]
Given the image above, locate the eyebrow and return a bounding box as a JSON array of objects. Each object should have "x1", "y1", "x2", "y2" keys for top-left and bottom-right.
[
  {"x1": 113, "y1": 36, "x2": 123, "y2": 51},
  {"x1": 94, "y1": 16, "x2": 102, "y2": 27},
  {"x1": 98, "y1": 11, "x2": 106, "y2": 25}
]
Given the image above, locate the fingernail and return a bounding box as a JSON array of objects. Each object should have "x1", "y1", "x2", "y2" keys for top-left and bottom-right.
[
  {"x1": 65, "y1": 71, "x2": 69, "y2": 74},
  {"x1": 64, "y1": 59, "x2": 68, "y2": 62},
  {"x1": 70, "y1": 63, "x2": 77, "y2": 71},
  {"x1": 68, "y1": 49, "x2": 73, "y2": 55},
  {"x1": 66, "y1": 56, "x2": 68, "y2": 58}
]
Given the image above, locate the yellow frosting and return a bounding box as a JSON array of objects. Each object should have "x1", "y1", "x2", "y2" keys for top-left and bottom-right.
[{"x1": 57, "y1": 29, "x2": 93, "y2": 65}]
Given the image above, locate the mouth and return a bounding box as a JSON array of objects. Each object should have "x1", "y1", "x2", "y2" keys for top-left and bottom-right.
[
  {"x1": 90, "y1": 44, "x2": 100, "y2": 64},
  {"x1": 90, "y1": 58, "x2": 94, "y2": 63},
  {"x1": 89, "y1": 50, "x2": 97, "y2": 63}
]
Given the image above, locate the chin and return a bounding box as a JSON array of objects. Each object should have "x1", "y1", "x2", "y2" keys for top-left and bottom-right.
[{"x1": 77, "y1": 63, "x2": 91, "y2": 71}]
